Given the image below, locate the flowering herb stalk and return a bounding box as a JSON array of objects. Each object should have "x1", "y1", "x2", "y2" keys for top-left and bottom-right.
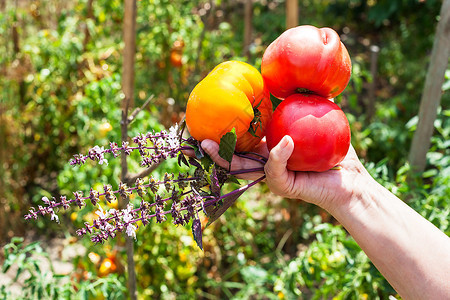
[{"x1": 24, "y1": 123, "x2": 265, "y2": 249}]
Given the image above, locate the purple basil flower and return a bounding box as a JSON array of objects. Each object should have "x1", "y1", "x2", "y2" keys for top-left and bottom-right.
[{"x1": 24, "y1": 123, "x2": 264, "y2": 249}]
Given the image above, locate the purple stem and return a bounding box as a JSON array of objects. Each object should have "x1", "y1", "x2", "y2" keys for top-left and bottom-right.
[
  {"x1": 236, "y1": 151, "x2": 268, "y2": 160},
  {"x1": 42, "y1": 177, "x2": 201, "y2": 211},
  {"x1": 90, "y1": 175, "x2": 266, "y2": 237},
  {"x1": 86, "y1": 190, "x2": 193, "y2": 230},
  {"x1": 202, "y1": 175, "x2": 266, "y2": 208},
  {"x1": 234, "y1": 152, "x2": 267, "y2": 165},
  {"x1": 229, "y1": 167, "x2": 265, "y2": 175}
]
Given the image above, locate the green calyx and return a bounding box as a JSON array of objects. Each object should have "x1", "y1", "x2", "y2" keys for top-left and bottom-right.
[{"x1": 248, "y1": 98, "x2": 263, "y2": 138}]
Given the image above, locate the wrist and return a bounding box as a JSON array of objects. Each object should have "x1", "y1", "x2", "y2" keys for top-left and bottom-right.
[{"x1": 325, "y1": 171, "x2": 385, "y2": 222}]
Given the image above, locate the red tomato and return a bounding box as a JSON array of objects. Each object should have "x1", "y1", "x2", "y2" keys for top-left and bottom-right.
[
  {"x1": 170, "y1": 50, "x2": 183, "y2": 68},
  {"x1": 261, "y1": 25, "x2": 351, "y2": 99},
  {"x1": 266, "y1": 94, "x2": 351, "y2": 172}
]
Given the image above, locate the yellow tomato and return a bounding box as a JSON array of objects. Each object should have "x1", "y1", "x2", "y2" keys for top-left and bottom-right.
[
  {"x1": 99, "y1": 122, "x2": 112, "y2": 137},
  {"x1": 185, "y1": 61, "x2": 272, "y2": 152}
]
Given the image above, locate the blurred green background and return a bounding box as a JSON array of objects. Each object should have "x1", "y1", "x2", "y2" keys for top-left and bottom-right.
[{"x1": 0, "y1": 0, "x2": 448, "y2": 299}]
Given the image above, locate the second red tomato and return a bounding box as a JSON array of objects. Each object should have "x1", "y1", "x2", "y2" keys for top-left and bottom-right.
[{"x1": 266, "y1": 94, "x2": 351, "y2": 172}]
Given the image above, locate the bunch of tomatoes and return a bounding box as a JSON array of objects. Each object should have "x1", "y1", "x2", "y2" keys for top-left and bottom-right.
[{"x1": 186, "y1": 25, "x2": 352, "y2": 172}]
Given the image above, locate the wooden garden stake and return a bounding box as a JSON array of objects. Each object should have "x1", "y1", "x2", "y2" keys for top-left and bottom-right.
[
  {"x1": 408, "y1": 0, "x2": 450, "y2": 174},
  {"x1": 367, "y1": 45, "x2": 379, "y2": 121},
  {"x1": 286, "y1": 0, "x2": 298, "y2": 29},
  {"x1": 243, "y1": 0, "x2": 253, "y2": 58},
  {"x1": 121, "y1": 0, "x2": 138, "y2": 298}
]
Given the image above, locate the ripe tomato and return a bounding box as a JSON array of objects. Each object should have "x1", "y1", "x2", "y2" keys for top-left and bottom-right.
[
  {"x1": 261, "y1": 25, "x2": 351, "y2": 99},
  {"x1": 186, "y1": 61, "x2": 272, "y2": 152},
  {"x1": 266, "y1": 94, "x2": 351, "y2": 172},
  {"x1": 170, "y1": 38, "x2": 185, "y2": 68},
  {"x1": 98, "y1": 121, "x2": 112, "y2": 137},
  {"x1": 98, "y1": 258, "x2": 117, "y2": 277},
  {"x1": 170, "y1": 50, "x2": 183, "y2": 68}
]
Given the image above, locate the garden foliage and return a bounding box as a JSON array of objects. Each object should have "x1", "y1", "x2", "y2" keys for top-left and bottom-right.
[{"x1": 0, "y1": 0, "x2": 448, "y2": 299}]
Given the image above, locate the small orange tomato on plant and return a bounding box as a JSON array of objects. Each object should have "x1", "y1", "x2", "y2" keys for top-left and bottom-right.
[
  {"x1": 98, "y1": 257, "x2": 117, "y2": 277},
  {"x1": 170, "y1": 50, "x2": 183, "y2": 68}
]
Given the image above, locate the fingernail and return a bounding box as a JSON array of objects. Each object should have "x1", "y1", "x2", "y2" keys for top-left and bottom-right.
[
  {"x1": 201, "y1": 140, "x2": 211, "y2": 150},
  {"x1": 279, "y1": 135, "x2": 290, "y2": 149},
  {"x1": 277, "y1": 136, "x2": 293, "y2": 159}
]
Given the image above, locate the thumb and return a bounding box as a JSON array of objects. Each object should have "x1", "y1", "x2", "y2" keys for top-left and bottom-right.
[{"x1": 264, "y1": 135, "x2": 294, "y2": 178}]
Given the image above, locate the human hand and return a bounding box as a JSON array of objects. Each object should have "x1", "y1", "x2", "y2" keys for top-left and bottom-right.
[
  {"x1": 201, "y1": 136, "x2": 372, "y2": 213},
  {"x1": 263, "y1": 135, "x2": 373, "y2": 211}
]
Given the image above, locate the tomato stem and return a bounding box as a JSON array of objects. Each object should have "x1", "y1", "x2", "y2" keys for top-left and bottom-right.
[
  {"x1": 248, "y1": 105, "x2": 263, "y2": 137},
  {"x1": 296, "y1": 88, "x2": 314, "y2": 94},
  {"x1": 230, "y1": 167, "x2": 265, "y2": 175}
]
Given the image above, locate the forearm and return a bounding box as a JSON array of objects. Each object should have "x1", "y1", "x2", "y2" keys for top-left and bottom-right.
[{"x1": 330, "y1": 176, "x2": 450, "y2": 299}]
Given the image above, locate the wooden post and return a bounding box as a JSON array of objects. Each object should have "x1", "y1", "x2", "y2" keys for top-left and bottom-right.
[
  {"x1": 367, "y1": 45, "x2": 379, "y2": 121},
  {"x1": 82, "y1": 0, "x2": 94, "y2": 52},
  {"x1": 286, "y1": 0, "x2": 298, "y2": 29},
  {"x1": 408, "y1": 0, "x2": 450, "y2": 174},
  {"x1": 243, "y1": 0, "x2": 253, "y2": 58},
  {"x1": 121, "y1": 0, "x2": 138, "y2": 299},
  {"x1": 285, "y1": 0, "x2": 301, "y2": 249},
  {"x1": 122, "y1": 0, "x2": 137, "y2": 111}
]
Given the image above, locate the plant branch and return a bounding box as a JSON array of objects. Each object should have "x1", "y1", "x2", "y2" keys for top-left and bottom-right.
[
  {"x1": 126, "y1": 162, "x2": 162, "y2": 184},
  {"x1": 127, "y1": 94, "x2": 155, "y2": 125}
]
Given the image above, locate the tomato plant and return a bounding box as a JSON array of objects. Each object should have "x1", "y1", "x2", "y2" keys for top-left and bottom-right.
[
  {"x1": 186, "y1": 61, "x2": 272, "y2": 152},
  {"x1": 261, "y1": 25, "x2": 351, "y2": 99},
  {"x1": 266, "y1": 94, "x2": 351, "y2": 172}
]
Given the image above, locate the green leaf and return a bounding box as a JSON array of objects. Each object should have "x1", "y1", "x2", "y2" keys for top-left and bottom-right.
[
  {"x1": 240, "y1": 266, "x2": 269, "y2": 285},
  {"x1": 226, "y1": 175, "x2": 240, "y2": 185},
  {"x1": 14, "y1": 265, "x2": 23, "y2": 282},
  {"x1": 218, "y1": 128, "x2": 237, "y2": 165},
  {"x1": 10, "y1": 237, "x2": 24, "y2": 244},
  {"x1": 270, "y1": 94, "x2": 282, "y2": 110},
  {"x1": 200, "y1": 155, "x2": 214, "y2": 172}
]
